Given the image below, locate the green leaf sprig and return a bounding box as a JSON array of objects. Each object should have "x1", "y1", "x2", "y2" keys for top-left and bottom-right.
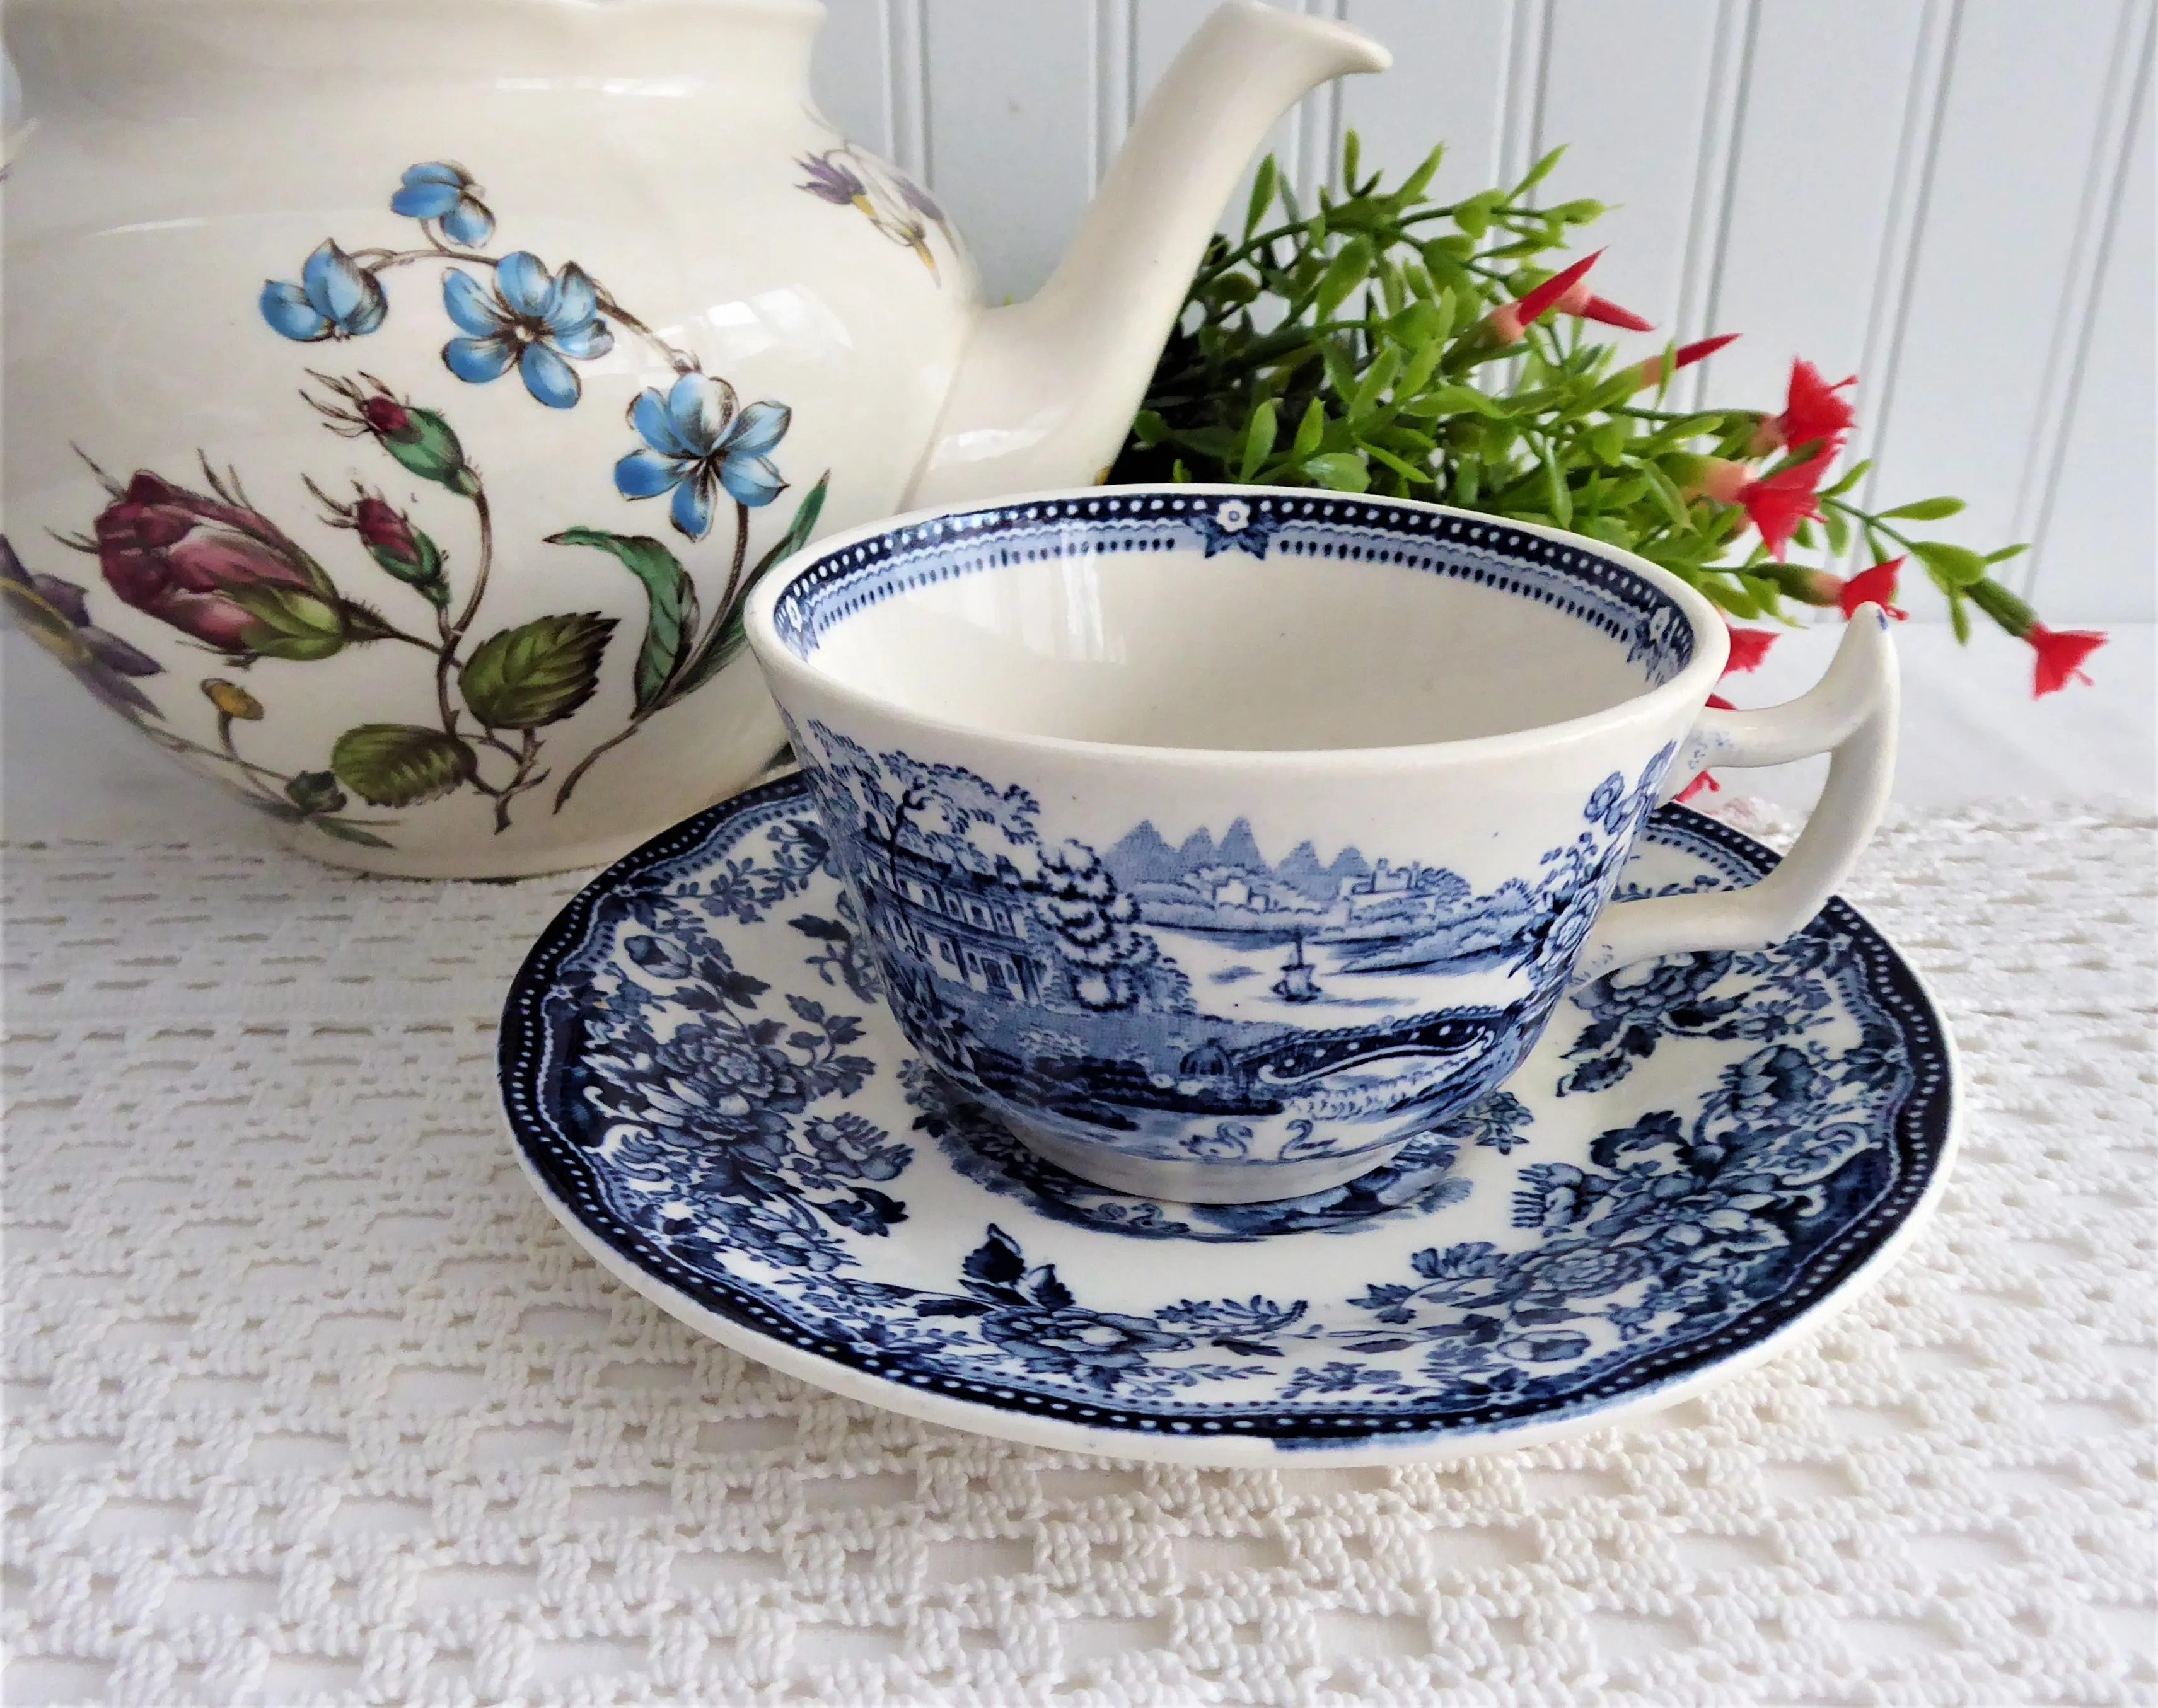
[{"x1": 1111, "y1": 137, "x2": 2098, "y2": 686}]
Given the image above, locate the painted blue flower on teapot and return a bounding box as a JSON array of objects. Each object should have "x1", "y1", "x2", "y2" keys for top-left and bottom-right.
[{"x1": 1, "y1": 1, "x2": 1388, "y2": 877}]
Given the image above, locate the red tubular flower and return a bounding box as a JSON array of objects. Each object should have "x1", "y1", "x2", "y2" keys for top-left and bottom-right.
[
  {"x1": 1630, "y1": 333, "x2": 1739, "y2": 391},
  {"x1": 1488, "y1": 250, "x2": 1604, "y2": 343},
  {"x1": 2028, "y1": 625, "x2": 2106, "y2": 696},
  {"x1": 1575, "y1": 294, "x2": 1654, "y2": 331},
  {"x1": 1753, "y1": 359, "x2": 1857, "y2": 458},
  {"x1": 94, "y1": 471, "x2": 323, "y2": 652},
  {"x1": 1838, "y1": 558, "x2": 1908, "y2": 621},
  {"x1": 1736, "y1": 458, "x2": 1828, "y2": 562},
  {"x1": 1548, "y1": 272, "x2": 1654, "y2": 331},
  {"x1": 1724, "y1": 625, "x2": 1777, "y2": 673},
  {"x1": 1685, "y1": 456, "x2": 1751, "y2": 504}
]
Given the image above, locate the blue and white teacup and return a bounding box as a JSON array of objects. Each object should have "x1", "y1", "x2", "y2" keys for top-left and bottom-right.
[{"x1": 745, "y1": 487, "x2": 1898, "y2": 1203}]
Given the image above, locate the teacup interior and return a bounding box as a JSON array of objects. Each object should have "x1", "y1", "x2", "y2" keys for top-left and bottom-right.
[{"x1": 785, "y1": 500, "x2": 1688, "y2": 750}]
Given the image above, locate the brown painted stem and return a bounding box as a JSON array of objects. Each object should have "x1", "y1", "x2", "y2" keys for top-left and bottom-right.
[
  {"x1": 550, "y1": 719, "x2": 642, "y2": 814},
  {"x1": 490, "y1": 728, "x2": 552, "y2": 834}
]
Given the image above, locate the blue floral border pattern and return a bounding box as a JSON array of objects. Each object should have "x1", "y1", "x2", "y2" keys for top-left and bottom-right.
[
  {"x1": 770, "y1": 493, "x2": 1695, "y2": 686},
  {"x1": 501, "y1": 780, "x2": 1953, "y2": 1449}
]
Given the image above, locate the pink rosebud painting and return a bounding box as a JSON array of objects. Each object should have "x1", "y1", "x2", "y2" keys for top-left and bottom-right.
[{"x1": 93, "y1": 470, "x2": 326, "y2": 653}]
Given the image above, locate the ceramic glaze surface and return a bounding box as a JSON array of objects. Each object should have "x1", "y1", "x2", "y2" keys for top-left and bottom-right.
[
  {"x1": 498, "y1": 775, "x2": 1958, "y2": 1463},
  {"x1": 789, "y1": 716, "x2": 1676, "y2": 1197},
  {"x1": 750, "y1": 490, "x2": 1901, "y2": 1197},
  {"x1": 787, "y1": 495, "x2": 1688, "y2": 747},
  {"x1": 0, "y1": 0, "x2": 1386, "y2": 876}
]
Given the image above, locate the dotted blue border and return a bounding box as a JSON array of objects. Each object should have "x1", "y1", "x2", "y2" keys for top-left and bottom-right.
[
  {"x1": 769, "y1": 491, "x2": 1697, "y2": 687},
  {"x1": 500, "y1": 783, "x2": 1954, "y2": 1448}
]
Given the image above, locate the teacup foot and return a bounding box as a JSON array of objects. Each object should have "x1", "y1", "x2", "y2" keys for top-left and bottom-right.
[{"x1": 1007, "y1": 1124, "x2": 1410, "y2": 1206}]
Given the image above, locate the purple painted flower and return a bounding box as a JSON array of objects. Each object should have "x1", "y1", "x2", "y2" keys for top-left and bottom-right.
[
  {"x1": 796, "y1": 150, "x2": 868, "y2": 207},
  {"x1": 2, "y1": 536, "x2": 163, "y2": 717},
  {"x1": 615, "y1": 372, "x2": 791, "y2": 538},
  {"x1": 389, "y1": 161, "x2": 495, "y2": 246},
  {"x1": 441, "y1": 251, "x2": 614, "y2": 409},
  {"x1": 260, "y1": 240, "x2": 388, "y2": 342},
  {"x1": 895, "y1": 172, "x2": 946, "y2": 224}
]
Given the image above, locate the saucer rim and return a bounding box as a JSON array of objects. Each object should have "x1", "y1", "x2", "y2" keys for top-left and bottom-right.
[{"x1": 500, "y1": 780, "x2": 1961, "y2": 1465}]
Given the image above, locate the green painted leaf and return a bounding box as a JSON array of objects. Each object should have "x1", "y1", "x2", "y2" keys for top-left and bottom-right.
[
  {"x1": 330, "y1": 724, "x2": 476, "y2": 807},
  {"x1": 671, "y1": 471, "x2": 832, "y2": 703},
  {"x1": 547, "y1": 528, "x2": 694, "y2": 713},
  {"x1": 312, "y1": 819, "x2": 397, "y2": 848},
  {"x1": 749, "y1": 468, "x2": 831, "y2": 587},
  {"x1": 458, "y1": 612, "x2": 617, "y2": 729}
]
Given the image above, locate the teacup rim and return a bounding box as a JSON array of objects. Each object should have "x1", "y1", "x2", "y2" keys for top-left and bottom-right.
[{"x1": 743, "y1": 484, "x2": 1731, "y2": 770}]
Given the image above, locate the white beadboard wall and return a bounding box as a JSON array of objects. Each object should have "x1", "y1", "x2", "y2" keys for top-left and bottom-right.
[{"x1": 811, "y1": 0, "x2": 2155, "y2": 623}]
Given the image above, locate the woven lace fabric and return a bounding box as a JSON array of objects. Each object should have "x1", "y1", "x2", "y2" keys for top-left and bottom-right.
[{"x1": 4, "y1": 801, "x2": 2153, "y2": 1707}]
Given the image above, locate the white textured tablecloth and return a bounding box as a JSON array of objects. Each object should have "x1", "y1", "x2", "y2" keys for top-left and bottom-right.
[{"x1": 3, "y1": 802, "x2": 2154, "y2": 1708}]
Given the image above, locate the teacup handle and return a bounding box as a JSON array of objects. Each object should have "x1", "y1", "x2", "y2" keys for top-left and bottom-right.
[{"x1": 1577, "y1": 608, "x2": 1900, "y2": 979}]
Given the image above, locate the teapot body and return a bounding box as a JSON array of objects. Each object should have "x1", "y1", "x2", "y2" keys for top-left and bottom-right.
[{"x1": 3, "y1": 0, "x2": 979, "y2": 874}]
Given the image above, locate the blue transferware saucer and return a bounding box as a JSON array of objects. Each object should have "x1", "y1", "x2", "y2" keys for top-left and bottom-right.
[{"x1": 499, "y1": 777, "x2": 1958, "y2": 1465}]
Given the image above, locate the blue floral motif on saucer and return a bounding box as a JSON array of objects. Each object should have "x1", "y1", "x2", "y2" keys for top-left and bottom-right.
[{"x1": 499, "y1": 776, "x2": 1958, "y2": 1464}]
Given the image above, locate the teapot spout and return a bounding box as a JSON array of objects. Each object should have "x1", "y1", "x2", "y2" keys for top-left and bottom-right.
[{"x1": 905, "y1": 1, "x2": 1388, "y2": 507}]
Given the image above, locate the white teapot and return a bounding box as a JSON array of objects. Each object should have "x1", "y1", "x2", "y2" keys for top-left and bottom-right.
[{"x1": 1, "y1": 0, "x2": 1386, "y2": 876}]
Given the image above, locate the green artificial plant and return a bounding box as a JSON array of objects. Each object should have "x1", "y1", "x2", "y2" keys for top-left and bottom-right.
[{"x1": 1110, "y1": 139, "x2": 2105, "y2": 700}]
